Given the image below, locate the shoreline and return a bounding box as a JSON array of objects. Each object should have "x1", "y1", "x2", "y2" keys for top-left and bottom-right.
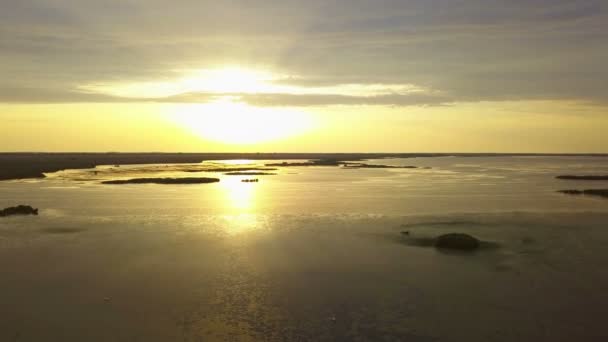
[{"x1": 1, "y1": 152, "x2": 607, "y2": 181}]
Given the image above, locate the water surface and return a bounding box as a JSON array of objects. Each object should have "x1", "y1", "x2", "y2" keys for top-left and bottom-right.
[{"x1": 1, "y1": 156, "x2": 607, "y2": 341}]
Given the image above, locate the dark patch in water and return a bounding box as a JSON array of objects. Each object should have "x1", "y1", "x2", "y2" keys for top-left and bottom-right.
[
  {"x1": 400, "y1": 233, "x2": 501, "y2": 253},
  {"x1": 41, "y1": 227, "x2": 86, "y2": 234},
  {"x1": 558, "y1": 189, "x2": 608, "y2": 199},
  {"x1": 520, "y1": 237, "x2": 536, "y2": 245},
  {"x1": 494, "y1": 264, "x2": 513, "y2": 272},
  {"x1": 556, "y1": 175, "x2": 608, "y2": 180},
  {"x1": 0, "y1": 205, "x2": 38, "y2": 217}
]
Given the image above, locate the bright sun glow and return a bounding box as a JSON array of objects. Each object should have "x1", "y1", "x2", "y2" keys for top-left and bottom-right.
[
  {"x1": 221, "y1": 176, "x2": 256, "y2": 211},
  {"x1": 79, "y1": 66, "x2": 428, "y2": 100},
  {"x1": 169, "y1": 100, "x2": 314, "y2": 144},
  {"x1": 82, "y1": 67, "x2": 283, "y2": 98},
  {"x1": 180, "y1": 68, "x2": 280, "y2": 94}
]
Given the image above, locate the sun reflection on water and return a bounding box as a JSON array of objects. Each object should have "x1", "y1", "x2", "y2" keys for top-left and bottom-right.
[
  {"x1": 219, "y1": 159, "x2": 255, "y2": 166},
  {"x1": 221, "y1": 177, "x2": 257, "y2": 211},
  {"x1": 220, "y1": 213, "x2": 262, "y2": 235},
  {"x1": 218, "y1": 176, "x2": 263, "y2": 234}
]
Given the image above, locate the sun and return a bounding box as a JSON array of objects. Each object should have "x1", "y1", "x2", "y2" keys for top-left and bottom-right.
[
  {"x1": 84, "y1": 65, "x2": 315, "y2": 145},
  {"x1": 169, "y1": 99, "x2": 314, "y2": 145}
]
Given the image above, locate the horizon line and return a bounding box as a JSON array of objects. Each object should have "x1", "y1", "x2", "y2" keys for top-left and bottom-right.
[{"x1": 1, "y1": 152, "x2": 608, "y2": 156}]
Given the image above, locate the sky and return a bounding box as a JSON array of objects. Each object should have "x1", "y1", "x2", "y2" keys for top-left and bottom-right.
[{"x1": 1, "y1": 0, "x2": 607, "y2": 152}]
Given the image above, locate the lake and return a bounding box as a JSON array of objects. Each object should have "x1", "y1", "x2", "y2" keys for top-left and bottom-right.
[{"x1": 1, "y1": 156, "x2": 608, "y2": 341}]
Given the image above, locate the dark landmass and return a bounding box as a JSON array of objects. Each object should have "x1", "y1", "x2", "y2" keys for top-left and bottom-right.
[
  {"x1": 102, "y1": 177, "x2": 220, "y2": 185},
  {"x1": 558, "y1": 189, "x2": 608, "y2": 198},
  {"x1": 265, "y1": 159, "x2": 347, "y2": 167},
  {"x1": 266, "y1": 159, "x2": 418, "y2": 169},
  {"x1": 435, "y1": 233, "x2": 480, "y2": 250},
  {"x1": 265, "y1": 162, "x2": 316, "y2": 167},
  {"x1": 1, "y1": 152, "x2": 607, "y2": 181},
  {"x1": 556, "y1": 175, "x2": 608, "y2": 180},
  {"x1": 401, "y1": 232, "x2": 498, "y2": 251},
  {"x1": 0, "y1": 205, "x2": 39, "y2": 217},
  {"x1": 225, "y1": 172, "x2": 277, "y2": 176},
  {"x1": 241, "y1": 179, "x2": 259, "y2": 183}
]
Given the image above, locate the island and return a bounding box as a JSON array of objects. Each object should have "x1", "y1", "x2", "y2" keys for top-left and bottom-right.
[
  {"x1": 266, "y1": 159, "x2": 347, "y2": 167},
  {"x1": 556, "y1": 175, "x2": 608, "y2": 180},
  {"x1": 400, "y1": 231, "x2": 497, "y2": 251},
  {"x1": 102, "y1": 177, "x2": 220, "y2": 185},
  {"x1": 266, "y1": 159, "x2": 419, "y2": 169},
  {"x1": 434, "y1": 233, "x2": 480, "y2": 250},
  {"x1": 0, "y1": 205, "x2": 39, "y2": 217},
  {"x1": 558, "y1": 189, "x2": 608, "y2": 198}
]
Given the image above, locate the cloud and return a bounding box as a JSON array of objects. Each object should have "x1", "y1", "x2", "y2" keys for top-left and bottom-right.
[
  {"x1": 0, "y1": 86, "x2": 133, "y2": 103},
  {"x1": 0, "y1": 87, "x2": 451, "y2": 107},
  {"x1": 166, "y1": 92, "x2": 452, "y2": 107},
  {"x1": 1, "y1": 0, "x2": 607, "y2": 106}
]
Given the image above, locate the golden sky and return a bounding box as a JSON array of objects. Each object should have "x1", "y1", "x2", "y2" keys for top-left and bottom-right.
[{"x1": 1, "y1": 1, "x2": 607, "y2": 152}]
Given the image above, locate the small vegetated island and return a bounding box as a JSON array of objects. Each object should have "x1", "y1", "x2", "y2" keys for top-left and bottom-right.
[
  {"x1": 556, "y1": 174, "x2": 608, "y2": 199},
  {"x1": 266, "y1": 159, "x2": 347, "y2": 167},
  {"x1": 266, "y1": 159, "x2": 419, "y2": 169},
  {"x1": 558, "y1": 189, "x2": 608, "y2": 199},
  {"x1": 400, "y1": 231, "x2": 485, "y2": 251},
  {"x1": 556, "y1": 175, "x2": 608, "y2": 180},
  {"x1": 0, "y1": 205, "x2": 39, "y2": 217},
  {"x1": 102, "y1": 177, "x2": 220, "y2": 185}
]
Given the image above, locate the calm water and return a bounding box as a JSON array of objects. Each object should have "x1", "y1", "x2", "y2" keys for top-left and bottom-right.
[
  {"x1": 1, "y1": 156, "x2": 608, "y2": 341},
  {"x1": 2, "y1": 156, "x2": 608, "y2": 217}
]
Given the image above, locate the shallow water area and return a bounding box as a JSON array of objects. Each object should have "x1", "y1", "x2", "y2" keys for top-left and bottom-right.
[{"x1": 1, "y1": 156, "x2": 608, "y2": 341}]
